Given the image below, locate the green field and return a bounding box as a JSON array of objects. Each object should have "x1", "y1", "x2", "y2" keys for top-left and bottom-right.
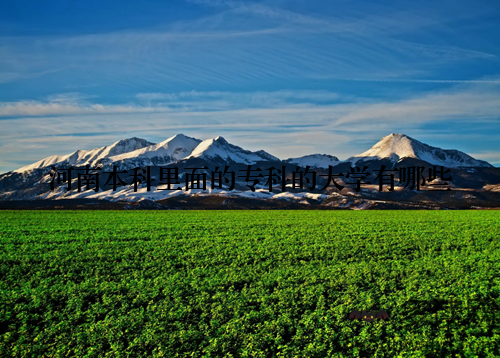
[{"x1": 1, "y1": 210, "x2": 500, "y2": 357}]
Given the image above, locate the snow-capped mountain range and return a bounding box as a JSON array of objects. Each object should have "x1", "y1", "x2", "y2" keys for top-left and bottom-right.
[
  {"x1": 1, "y1": 132, "x2": 498, "y2": 206},
  {"x1": 10, "y1": 132, "x2": 492, "y2": 174},
  {"x1": 14, "y1": 137, "x2": 155, "y2": 173}
]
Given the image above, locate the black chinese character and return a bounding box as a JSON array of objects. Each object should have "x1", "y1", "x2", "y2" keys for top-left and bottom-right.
[
  {"x1": 345, "y1": 166, "x2": 371, "y2": 192},
  {"x1": 47, "y1": 166, "x2": 74, "y2": 191},
  {"x1": 103, "y1": 166, "x2": 128, "y2": 191},
  {"x1": 211, "y1": 166, "x2": 236, "y2": 191},
  {"x1": 158, "y1": 167, "x2": 182, "y2": 191},
  {"x1": 238, "y1": 165, "x2": 264, "y2": 192},
  {"x1": 185, "y1": 167, "x2": 208, "y2": 191},
  {"x1": 318, "y1": 166, "x2": 344, "y2": 191},
  {"x1": 77, "y1": 165, "x2": 101, "y2": 193},
  {"x1": 129, "y1": 166, "x2": 154, "y2": 192}
]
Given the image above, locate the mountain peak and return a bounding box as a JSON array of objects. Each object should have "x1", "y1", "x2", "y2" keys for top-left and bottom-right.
[
  {"x1": 161, "y1": 133, "x2": 201, "y2": 145},
  {"x1": 115, "y1": 136, "x2": 148, "y2": 143},
  {"x1": 107, "y1": 137, "x2": 155, "y2": 157},
  {"x1": 170, "y1": 133, "x2": 189, "y2": 140},
  {"x1": 388, "y1": 132, "x2": 405, "y2": 137},
  {"x1": 383, "y1": 132, "x2": 409, "y2": 141},
  {"x1": 187, "y1": 136, "x2": 279, "y2": 164},
  {"x1": 108, "y1": 134, "x2": 202, "y2": 163},
  {"x1": 363, "y1": 133, "x2": 417, "y2": 158},
  {"x1": 13, "y1": 136, "x2": 155, "y2": 173},
  {"x1": 214, "y1": 136, "x2": 228, "y2": 145},
  {"x1": 111, "y1": 136, "x2": 154, "y2": 149},
  {"x1": 348, "y1": 133, "x2": 492, "y2": 168},
  {"x1": 285, "y1": 153, "x2": 340, "y2": 169}
]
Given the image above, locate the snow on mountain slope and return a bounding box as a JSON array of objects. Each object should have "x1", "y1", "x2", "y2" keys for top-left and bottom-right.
[
  {"x1": 186, "y1": 136, "x2": 279, "y2": 164},
  {"x1": 13, "y1": 137, "x2": 155, "y2": 173},
  {"x1": 347, "y1": 133, "x2": 493, "y2": 168},
  {"x1": 48, "y1": 181, "x2": 328, "y2": 203},
  {"x1": 284, "y1": 154, "x2": 340, "y2": 169},
  {"x1": 107, "y1": 134, "x2": 201, "y2": 162}
]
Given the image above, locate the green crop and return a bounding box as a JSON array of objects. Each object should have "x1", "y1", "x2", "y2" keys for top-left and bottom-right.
[{"x1": 1, "y1": 210, "x2": 499, "y2": 357}]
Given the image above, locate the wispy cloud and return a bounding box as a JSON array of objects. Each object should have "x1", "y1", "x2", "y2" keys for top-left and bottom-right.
[
  {"x1": 1, "y1": 81, "x2": 500, "y2": 172},
  {"x1": 0, "y1": 68, "x2": 65, "y2": 84},
  {"x1": 0, "y1": 0, "x2": 497, "y2": 92},
  {"x1": 187, "y1": 0, "x2": 333, "y2": 27},
  {"x1": 135, "y1": 90, "x2": 341, "y2": 107},
  {"x1": 0, "y1": 101, "x2": 172, "y2": 117},
  {"x1": 332, "y1": 82, "x2": 500, "y2": 126},
  {"x1": 333, "y1": 78, "x2": 500, "y2": 83},
  {"x1": 2, "y1": 82, "x2": 500, "y2": 123},
  {"x1": 0, "y1": 90, "x2": 343, "y2": 118},
  {"x1": 467, "y1": 151, "x2": 500, "y2": 166}
]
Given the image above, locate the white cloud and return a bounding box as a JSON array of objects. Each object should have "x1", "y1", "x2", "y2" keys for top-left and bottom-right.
[
  {"x1": 468, "y1": 151, "x2": 500, "y2": 164},
  {"x1": 331, "y1": 82, "x2": 500, "y2": 126},
  {"x1": 1, "y1": 81, "x2": 500, "y2": 172},
  {"x1": 2, "y1": 82, "x2": 500, "y2": 126},
  {"x1": 0, "y1": 0, "x2": 496, "y2": 90},
  {"x1": 135, "y1": 90, "x2": 340, "y2": 105},
  {"x1": 0, "y1": 68, "x2": 65, "y2": 84},
  {"x1": 0, "y1": 101, "x2": 172, "y2": 117}
]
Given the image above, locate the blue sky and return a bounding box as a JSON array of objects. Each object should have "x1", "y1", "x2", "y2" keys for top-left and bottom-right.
[{"x1": 1, "y1": 0, "x2": 500, "y2": 172}]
